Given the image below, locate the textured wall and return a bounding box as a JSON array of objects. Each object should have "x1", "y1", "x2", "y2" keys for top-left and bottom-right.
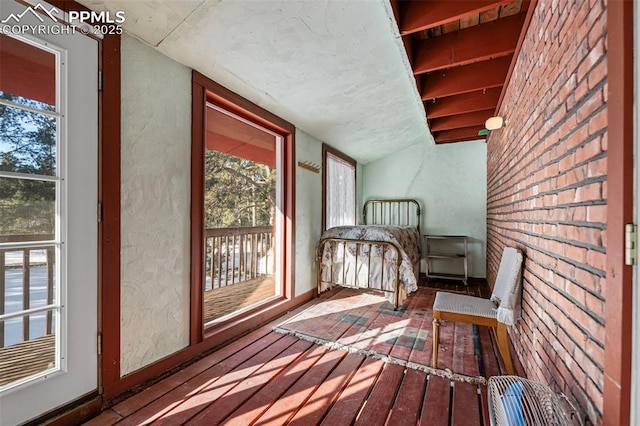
[
  {"x1": 120, "y1": 34, "x2": 192, "y2": 376},
  {"x1": 294, "y1": 130, "x2": 323, "y2": 296},
  {"x1": 486, "y1": 1, "x2": 607, "y2": 423},
  {"x1": 362, "y1": 141, "x2": 487, "y2": 278}
]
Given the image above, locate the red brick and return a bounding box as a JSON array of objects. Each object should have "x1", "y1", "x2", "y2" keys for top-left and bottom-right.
[
  {"x1": 588, "y1": 105, "x2": 607, "y2": 135},
  {"x1": 575, "y1": 139, "x2": 603, "y2": 164},
  {"x1": 587, "y1": 157, "x2": 606, "y2": 178},
  {"x1": 587, "y1": 57, "x2": 607, "y2": 90},
  {"x1": 574, "y1": 182, "x2": 602, "y2": 203},
  {"x1": 586, "y1": 250, "x2": 606, "y2": 271},
  {"x1": 587, "y1": 206, "x2": 607, "y2": 223}
]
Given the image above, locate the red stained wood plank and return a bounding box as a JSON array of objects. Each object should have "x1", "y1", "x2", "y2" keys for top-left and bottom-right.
[
  {"x1": 82, "y1": 409, "x2": 122, "y2": 426},
  {"x1": 354, "y1": 363, "x2": 405, "y2": 426},
  {"x1": 452, "y1": 321, "x2": 478, "y2": 376},
  {"x1": 420, "y1": 375, "x2": 451, "y2": 426},
  {"x1": 421, "y1": 55, "x2": 511, "y2": 100},
  {"x1": 251, "y1": 348, "x2": 347, "y2": 425},
  {"x1": 434, "y1": 318, "x2": 456, "y2": 371},
  {"x1": 111, "y1": 326, "x2": 272, "y2": 418},
  {"x1": 321, "y1": 357, "x2": 385, "y2": 425},
  {"x1": 116, "y1": 332, "x2": 286, "y2": 425},
  {"x1": 159, "y1": 334, "x2": 298, "y2": 425},
  {"x1": 413, "y1": 13, "x2": 526, "y2": 74},
  {"x1": 430, "y1": 109, "x2": 494, "y2": 132},
  {"x1": 407, "y1": 287, "x2": 437, "y2": 367},
  {"x1": 183, "y1": 339, "x2": 314, "y2": 424},
  {"x1": 223, "y1": 345, "x2": 330, "y2": 426},
  {"x1": 389, "y1": 283, "x2": 426, "y2": 361},
  {"x1": 434, "y1": 126, "x2": 486, "y2": 144},
  {"x1": 288, "y1": 353, "x2": 365, "y2": 425},
  {"x1": 451, "y1": 382, "x2": 481, "y2": 426},
  {"x1": 400, "y1": 0, "x2": 513, "y2": 35},
  {"x1": 478, "y1": 325, "x2": 502, "y2": 377},
  {"x1": 387, "y1": 368, "x2": 428, "y2": 425},
  {"x1": 480, "y1": 384, "x2": 491, "y2": 426}
]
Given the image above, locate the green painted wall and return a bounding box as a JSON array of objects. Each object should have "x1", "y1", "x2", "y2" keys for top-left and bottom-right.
[{"x1": 362, "y1": 141, "x2": 487, "y2": 278}]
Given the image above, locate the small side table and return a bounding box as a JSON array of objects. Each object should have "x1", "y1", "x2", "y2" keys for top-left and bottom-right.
[{"x1": 424, "y1": 235, "x2": 468, "y2": 285}]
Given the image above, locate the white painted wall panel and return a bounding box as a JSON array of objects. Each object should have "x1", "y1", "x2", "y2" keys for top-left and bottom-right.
[
  {"x1": 120, "y1": 34, "x2": 192, "y2": 376},
  {"x1": 362, "y1": 141, "x2": 488, "y2": 278},
  {"x1": 294, "y1": 130, "x2": 323, "y2": 296}
]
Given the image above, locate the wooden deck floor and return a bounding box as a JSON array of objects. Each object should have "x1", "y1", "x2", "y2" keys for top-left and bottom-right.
[
  {"x1": 87, "y1": 281, "x2": 507, "y2": 426},
  {"x1": 0, "y1": 334, "x2": 55, "y2": 387},
  {"x1": 204, "y1": 276, "x2": 275, "y2": 323}
]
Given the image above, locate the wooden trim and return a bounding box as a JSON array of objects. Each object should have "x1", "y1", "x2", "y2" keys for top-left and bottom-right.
[
  {"x1": 495, "y1": 0, "x2": 538, "y2": 113},
  {"x1": 103, "y1": 290, "x2": 314, "y2": 399},
  {"x1": 193, "y1": 72, "x2": 294, "y2": 134},
  {"x1": 43, "y1": 0, "x2": 122, "y2": 401},
  {"x1": 421, "y1": 56, "x2": 511, "y2": 100},
  {"x1": 399, "y1": 0, "x2": 512, "y2": 36},
  {"x1": 321, "y1": 144, "x2": 357, "y2": 231},
  {"x1": 412, "y1": 13, "x2": 525, "y2": 75},
  {"x1": 603, "y1": 0, "x2": 634, "y2": 424},
  {"x1": 98, "y1": 32, "x2": 121, "y2": 400},
  {"x1": 191, "y1": 70, "x2": 296, "y2": 338},
  {"x1": 190, "y1": 79, "x2": 206, "y2": 345}
]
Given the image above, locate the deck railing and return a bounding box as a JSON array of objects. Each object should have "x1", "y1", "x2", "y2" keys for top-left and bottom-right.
[
  {"x1": 204, "y1": 226, "x2": 274, "y2": 291},
  {"x1": 0, "y1": 234, "x2": 56, "y2": 348}
]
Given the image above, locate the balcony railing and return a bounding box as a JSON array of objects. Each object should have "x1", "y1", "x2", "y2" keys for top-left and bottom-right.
[
  {"x1": 0, "y1": 234, "x2": 55, "y2": 349},
  {"x1": 204, "y1": 226, "x2": 274, "y2": 291}
]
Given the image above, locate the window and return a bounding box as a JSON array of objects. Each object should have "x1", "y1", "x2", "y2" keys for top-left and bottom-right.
[
  {"x1": 192, "y1": 72, "x2": 295, "y2": 343},
  {"x1": 323, "y1": 145, "x2": 356, "y2": 230}
]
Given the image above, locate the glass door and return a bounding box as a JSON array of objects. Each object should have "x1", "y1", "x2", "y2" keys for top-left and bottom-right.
[{"x1": 0, "y1": 1, "x2": 98, "y2": 424}]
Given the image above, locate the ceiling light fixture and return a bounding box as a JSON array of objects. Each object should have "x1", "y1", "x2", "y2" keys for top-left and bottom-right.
[{"x1": 485, "y1": 116, "x2": 506, "y2": 131}]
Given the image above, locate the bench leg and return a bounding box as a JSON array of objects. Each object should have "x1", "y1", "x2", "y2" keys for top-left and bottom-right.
[
  {"x1": 496, "y1": 322, "x2": 515, "y2": 375},
  {"x1": 432, "y1": 316, "x2": 441, "y2": 368}
]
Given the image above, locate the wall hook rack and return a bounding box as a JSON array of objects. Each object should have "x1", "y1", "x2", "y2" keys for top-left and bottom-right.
[{"x1": 298, "y1": 161, "x2": 320, "y2": 173}]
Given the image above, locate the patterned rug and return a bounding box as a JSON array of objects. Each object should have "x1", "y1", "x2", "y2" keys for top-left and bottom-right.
[{"x1": 273, "y1": 286, "x2": 489, "y2": 385}]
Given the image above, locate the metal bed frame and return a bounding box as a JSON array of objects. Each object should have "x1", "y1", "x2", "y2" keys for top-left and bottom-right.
[{"x1": 316, "y1": 199, "x2": 421, "y2": 309}]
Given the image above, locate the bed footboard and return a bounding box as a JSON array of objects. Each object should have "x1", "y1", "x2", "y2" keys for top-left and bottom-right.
[{"x1": 316, "y1": 237, "x2": 404, "y2": 309}]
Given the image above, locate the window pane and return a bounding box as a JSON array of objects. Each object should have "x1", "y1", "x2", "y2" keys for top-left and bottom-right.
[
  {"x1": 326, "y1": 154, "x2": 356, "y2": 228},
  {"x1": 0, "y1": 34, "x2": 56, "y2": 108},
  {"x1": 0, "y1": 104, "x2": 57, "y2": 176},
  {"x1": 0, "y1": 313, "x2": 57, "y2": 388},
  {"x1": 0, "y1": 178, "x2": 56, "y2": 237},
  {"x1": 203, "y1": 105, "x2": 279, "y2": 324}
]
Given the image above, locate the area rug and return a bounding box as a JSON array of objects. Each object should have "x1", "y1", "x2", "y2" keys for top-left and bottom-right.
[{"x1": 273, "y1": 286, "x2": 488, "y2": 385}]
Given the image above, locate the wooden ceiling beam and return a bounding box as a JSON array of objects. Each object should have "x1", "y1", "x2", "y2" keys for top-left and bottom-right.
[
  {"x1": 435, "y1": 135, "x2": 487, "y2": 144},
  {"x1": 429, "y1": 109, "x2": 495, "y2": 131},
  {"x1": 399, "y1": 0, "x2": 514, "y2": 36},
  {"x1": 413, "y1": 13, "x2": 526, "y2": 74},
  {"x1": 426, "y1": 88, "x2": 502, "y2": 118},
  {"x1": 434, "y1": 125, "x2": 486, "y2": 143},
  {"x1": 421, "y1": 55, "x2": 511, "y2": 100}
]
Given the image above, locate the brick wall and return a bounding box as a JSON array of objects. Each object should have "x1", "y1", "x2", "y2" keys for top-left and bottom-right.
[{"x1": 486, "y1": 0, "x2": 606, "y2": 424}]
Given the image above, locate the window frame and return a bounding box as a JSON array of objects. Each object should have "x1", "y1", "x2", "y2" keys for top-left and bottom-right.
[
  {"x1": 191, "y1": 72, "x2": 296, "y2": 343},
  {"x1": 322, "y1": 144, "x2": 357, "y2": 231}
]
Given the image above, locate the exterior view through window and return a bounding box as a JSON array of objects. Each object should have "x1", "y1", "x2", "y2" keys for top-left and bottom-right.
[
  {"x1": 203, "y1": 104, "x2": 281, "y2": 324},
  {"x1": 0, "y1": 33, "x2": 59, "y2": 389},
  {"x1": 324, "y1": 150, "x2": 356, "y2": 229}
]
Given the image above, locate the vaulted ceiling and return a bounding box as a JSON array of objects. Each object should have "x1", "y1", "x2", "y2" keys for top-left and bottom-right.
[{"x1": 391, "y1": 0, "x2": 533, "y2": 144}]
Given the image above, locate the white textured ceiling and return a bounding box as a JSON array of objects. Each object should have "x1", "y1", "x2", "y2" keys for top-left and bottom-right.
[{"x1": 78, "y1": 0, "x2": 432, "y2": 163}]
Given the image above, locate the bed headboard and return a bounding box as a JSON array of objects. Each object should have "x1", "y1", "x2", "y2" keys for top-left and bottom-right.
[{"x1": 363, "y1": 199, "x2": 421, "y2": 232}]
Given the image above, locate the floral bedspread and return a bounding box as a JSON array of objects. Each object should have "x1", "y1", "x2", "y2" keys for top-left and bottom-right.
[{"x1": 319, "y1": 225, "x2": 420, "y2": 304}]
